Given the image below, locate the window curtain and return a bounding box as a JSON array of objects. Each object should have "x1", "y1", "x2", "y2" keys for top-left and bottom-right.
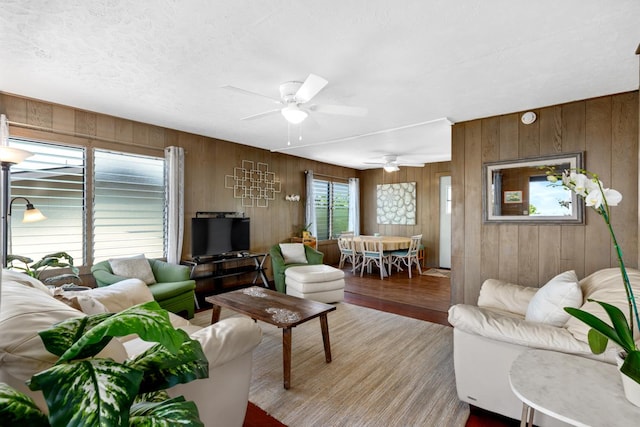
[
  {"x1": 165, "y1": 146, "x2": 184, "y2": 264},
  {"x1": 348, "y1": 177, "x2": 360, "y2": 235},
  {"x1": 305, "y1": 170, "x2": 317, "y2": 237}
]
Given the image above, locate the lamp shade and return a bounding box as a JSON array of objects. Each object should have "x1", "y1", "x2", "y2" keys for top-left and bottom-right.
[
  {"x1": 22, "y1": 204, "x2": 47, "y2": 223},
  {"x1": 281, "y1": 104, "x2": 308, "y2": 124},
  {"x1": 383, "y1": 164, "x2": 400, "y2": 172},
  {"x1": 0, "y1": 146, "x2": 33, "y2": 165}
]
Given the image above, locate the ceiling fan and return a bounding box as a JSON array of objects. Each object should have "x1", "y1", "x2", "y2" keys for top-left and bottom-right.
[
  {"x1": 364, "y1": 155, "x2": 425, "y2": 172},
  {"x1": 221, "y1": 74, "x2": 367, "y2": 124}
]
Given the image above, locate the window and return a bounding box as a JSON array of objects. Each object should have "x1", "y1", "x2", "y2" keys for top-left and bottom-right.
[
  {"x1": 313, "y1": 179, "x2": 349, "y2": 240},
  {"x1": 7, "y1": 138, "x2": 167, "y2": 266},
  {"x1": 93, "y1": 150, "x2": 165, "y2": 262},
  {"x1": 8, "y1": 139, "x2": 85, "y2": 264}
]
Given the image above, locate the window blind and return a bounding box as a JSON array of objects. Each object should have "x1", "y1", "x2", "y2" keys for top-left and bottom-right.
[{"x1": 93, "y1": 150, "x2": 165, "y2": 261}]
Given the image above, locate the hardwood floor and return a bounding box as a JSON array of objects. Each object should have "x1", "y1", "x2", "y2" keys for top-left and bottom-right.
[{"x1": 341, "y1": 266, "x2": 519, "y2": 427}]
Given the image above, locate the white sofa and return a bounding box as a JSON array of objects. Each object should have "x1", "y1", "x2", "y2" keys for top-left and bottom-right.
[
  {"x1": 448, "y1": 268, "x2": 640, "y2": 426},
  {"x1": 0, "y1": 269, "x2": 263, "y2": 427}
]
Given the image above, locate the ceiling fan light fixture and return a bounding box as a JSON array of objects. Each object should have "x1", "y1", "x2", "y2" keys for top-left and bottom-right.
[
  {"x1": 281, "y1": 104, "x2": 308, "y2": 124},
  {"x1": 383, "y1": 164, "x2": 400, "y2": 173}
]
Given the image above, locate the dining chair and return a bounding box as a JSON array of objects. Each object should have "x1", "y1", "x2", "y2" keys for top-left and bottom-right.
[
  {"x1": 390, "y1": 234, "x2": 423, "y2": 278},
  {"x1": 337, "y1": 233, "x2": 360, "y2": 273},
  {"x1": 359, "y1": 237, "x2": 392, "y2": 280}
]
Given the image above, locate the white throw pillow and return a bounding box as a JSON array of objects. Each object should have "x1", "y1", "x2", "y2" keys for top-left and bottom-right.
[
  {"x1": 279, "y1": 243, "x2": 308, "y2": 264},
  {"x1": 525, "y1": 270, "x2": 583, "y2": 327},
  {"x1": 109, "y1": 254, "x2": 156, "y2": 285}
]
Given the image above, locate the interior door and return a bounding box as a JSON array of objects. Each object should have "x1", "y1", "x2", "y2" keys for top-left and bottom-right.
[{"x1": 439, "y1": 176, "x2": 452, "y2": 269}]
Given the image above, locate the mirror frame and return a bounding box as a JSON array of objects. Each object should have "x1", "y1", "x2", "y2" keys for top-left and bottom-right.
[{"x1": 482, "y1": 151, "x2": 584, "y2": 224}]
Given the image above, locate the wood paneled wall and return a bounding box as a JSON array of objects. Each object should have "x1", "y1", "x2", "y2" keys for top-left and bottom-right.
[
  {"x1": 451, "y1": 91, "x2": 639, "y2": 305},
  {"x1": 359, "y1": 161, "x2": 451, "y2": 268},
  {"x1": 0, "y1": 92, "x2": 356, "y2": 279}
]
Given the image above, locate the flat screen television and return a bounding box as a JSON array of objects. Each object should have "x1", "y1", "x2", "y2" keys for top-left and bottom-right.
[{"x1": 191, "y1": 217, "x2": 250, "y2": 259}]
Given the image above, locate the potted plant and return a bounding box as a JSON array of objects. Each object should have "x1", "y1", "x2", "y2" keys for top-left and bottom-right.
[
  {"x1": 0, "y1": 301, "x2": 208, "y2": 426},
  {"x1": 546, "y1": 167, "x2": 640, "y2": 405},
  {"x1": 7, "y1": 252, "x2": 80, "y2": 286},
  {"x1": 301, "y1": 223, "x2": 312, "y2": 239}
]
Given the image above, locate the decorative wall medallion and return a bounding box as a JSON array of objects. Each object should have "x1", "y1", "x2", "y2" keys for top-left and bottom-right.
[
  {"x1": 225, "y1": 160, "x2": 281, "y2": 207},
  {"x1": 376, "y1": 182, "x2": 416, "y2": 225}
]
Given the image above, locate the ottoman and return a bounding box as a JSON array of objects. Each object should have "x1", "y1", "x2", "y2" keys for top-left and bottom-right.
[{"x1": 284, "y1": 264, "x2": 345, "y2": 303}]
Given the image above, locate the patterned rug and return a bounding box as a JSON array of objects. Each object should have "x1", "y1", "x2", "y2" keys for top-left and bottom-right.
[{"x1": 194, "y1": 303, "x2": 468, "y2": 426}]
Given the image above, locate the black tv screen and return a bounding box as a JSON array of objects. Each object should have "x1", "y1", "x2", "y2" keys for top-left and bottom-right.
[{"x1": 191, "y1": 217, "x2": 250, "y2": 259}]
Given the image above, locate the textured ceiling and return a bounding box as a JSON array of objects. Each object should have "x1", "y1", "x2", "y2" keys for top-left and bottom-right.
[{"x1": 1, "y1": 1, "x2": 639, "y2": 169}]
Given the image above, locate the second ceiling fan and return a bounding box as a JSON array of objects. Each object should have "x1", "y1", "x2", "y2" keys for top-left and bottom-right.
[{"x1": 222, "y1": 74, "x2": 367, "y2": 124}]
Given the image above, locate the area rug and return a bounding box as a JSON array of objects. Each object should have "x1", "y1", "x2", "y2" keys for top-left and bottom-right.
[
  {"x1": 421, "y1": 268, "x2": 451, "y2": 278},
  {"x1": 194, "y1": 302, "x2": 468, "y2": 426}
]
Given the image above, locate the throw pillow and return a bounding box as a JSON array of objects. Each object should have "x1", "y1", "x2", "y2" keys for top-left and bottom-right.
[
  {"x1": 525, "y1": 270, "x2": 583, "y2": 327},
  {"x1": 566, "y1": 267, "x2": 640, "y2": 343},
  {"x1": 109, "y1": 254, "x2": 156, "y2": 285},
  {"x1": 279, "y1": 243, "x2": 308, "y2": 264}
]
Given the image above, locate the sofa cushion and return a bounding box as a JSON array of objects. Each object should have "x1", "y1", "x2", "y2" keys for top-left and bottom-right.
[
  {"x1": 448, "y1": 303, "x2": 598, "y2": 356},
  {"x1": 63, "y1": 278, "x2": 153, "y2": 313},
  {"x1": 566, "y1": 268, "x2": 640, "y2": 343},
  {"x1": 109, "y1": 254, "x2": 156, "y2": 285},
  {"x1": 525, "y1": 270, "x2": 582, "y2": 327},
  {"x1": 279, "y1": 243, "x2": 308, "y2": 264},
  {"x1": 0, "y1": 278, "x2": 128, "y2": 382},
  {"x1": 477, "y1": 279, "x2": 538, "y2": 316}
]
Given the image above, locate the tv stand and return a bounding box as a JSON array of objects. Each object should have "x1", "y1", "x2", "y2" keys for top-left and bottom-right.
[{"x1": 182, "y1": 253, "x2": 269, "y2": 292}]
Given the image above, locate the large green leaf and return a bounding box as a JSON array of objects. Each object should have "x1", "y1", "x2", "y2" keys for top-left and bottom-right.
[
  {"x1": 0, "y1": 382, "x2": 48, "y2": 427},
  {"x1": 28, "y1": 359, "x2": 143, "y2": 427},
  {"x1": 39, "y1": 313, "x2": 115, "y2": 359},
  {"x1": 565, "y1": 306, "x2": 628, "y2": 351},
  {"x1": 593, "y1": 300, "x2": 636, "y2": 351},
  {"x1": 587, "y1": 328, "x2": 609, "y2": 354},
  {"x1": 59, "y1": 301, "x2": 186, "y2": 362},
  {"x1": 129, "y1": 396, "x2": 203, "y2": 427},
  {"x1": 128, "y1": 332, "x2": 209, "y2": 393},
  {"x1": 621, "y1": 350, "x2": 640, "y2": 385}
]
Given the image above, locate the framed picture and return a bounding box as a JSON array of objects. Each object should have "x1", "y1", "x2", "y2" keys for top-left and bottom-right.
[{"x1": 504, "y1": 190, "x2": 522, "y2": 204}]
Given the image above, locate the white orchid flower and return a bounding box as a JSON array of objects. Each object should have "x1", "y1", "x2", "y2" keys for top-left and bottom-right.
[
  {"x1": 603, "y1": 188, "x2": 622, "y2": 206},
  {"x1": 568, "y1": 173, "x2": 589, "y2": 197}
]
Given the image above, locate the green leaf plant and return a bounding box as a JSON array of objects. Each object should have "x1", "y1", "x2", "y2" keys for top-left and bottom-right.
[
  {"x1": 0, "y1": 301, "x2": 208, "y2": 427},
  {"x1": 545, "y1": 167, "x2": 640, "y2": 385},
  {"x1": 6, "y1": 252, "x2": 81, "y2": 286}
]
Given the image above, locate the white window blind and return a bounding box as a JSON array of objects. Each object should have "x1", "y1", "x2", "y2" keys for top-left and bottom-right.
[
  {"x1": 8, "y1": 139, "x2": 85, "y2": 264},
  {"x1": 313, "y1": 179, "x2": 350, "y2": 240},
  {"x1": 93, "y1": 150, "x2": 165, "y2": 261}
]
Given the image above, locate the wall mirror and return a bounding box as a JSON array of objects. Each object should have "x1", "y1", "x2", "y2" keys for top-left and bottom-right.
[{"x1": 483, "y1": 152, "x2": 584, "y2": 224}]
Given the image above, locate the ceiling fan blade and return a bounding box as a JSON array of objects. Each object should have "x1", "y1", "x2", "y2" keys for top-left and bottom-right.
[
  {"x1": 311, "y1": 104, "x2": 368, "y2": 117},
  {"x1": 399, "y1": 163, "x2": 426, "y2": 167},
  {"x1": 295, "y1": 74, "x2": 328, "y2": 103},
  {"x1": 362, "y1": 161, "x2": 385, "y2": 165},
  {"x1": 240, "y1": 109, "x2": 282, "y2": 121},
  {"x1": 221, "y1": 85, "x2": 282, "y2": 104}
]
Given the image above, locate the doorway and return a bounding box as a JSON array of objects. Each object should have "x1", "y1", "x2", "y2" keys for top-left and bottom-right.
[{"x1": 439, "y1": 176, "x2": 452, "y2": 269}]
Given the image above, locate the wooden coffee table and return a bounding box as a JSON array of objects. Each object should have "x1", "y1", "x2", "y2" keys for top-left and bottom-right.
[{"x1": 205, "y1": 286, "x2": 336, "y2": 389}]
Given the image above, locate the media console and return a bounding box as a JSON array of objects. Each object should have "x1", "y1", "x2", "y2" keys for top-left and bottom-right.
[{"x1": 181, "y1": 253, "x2": 269, "y2": 295}]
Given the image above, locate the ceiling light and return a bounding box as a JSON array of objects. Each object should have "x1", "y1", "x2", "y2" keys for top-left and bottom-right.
[
  {"x1": 383, "y1": 164, "x2": 400, "y2": 173},
  {"x1": 281, "y1": 104, "x2": 308, "y2": 124}
]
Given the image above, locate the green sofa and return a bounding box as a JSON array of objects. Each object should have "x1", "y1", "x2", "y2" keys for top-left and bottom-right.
[
  {"x1": 91, "y1": 258, "x2": 196, "y2": 319},
  {"x1": 269, "y1": 243, "x2": 324, "y2": 293}
]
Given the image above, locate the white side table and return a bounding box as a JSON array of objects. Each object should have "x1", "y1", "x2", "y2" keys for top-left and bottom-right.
[{"x1": 509, "y1": 349, "x2": 640, "y2": 427}]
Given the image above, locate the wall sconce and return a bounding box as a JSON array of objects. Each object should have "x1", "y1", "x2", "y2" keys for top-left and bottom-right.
[{"x1": 285, "y1": 194, "x2": 301, "y2": 202}]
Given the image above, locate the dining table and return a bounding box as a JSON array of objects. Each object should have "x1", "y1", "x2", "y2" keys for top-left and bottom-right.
[
  {"x1": 349, "y1": 235, "x2": 412, "y2": 277},
  {"x1": 351, "y1": 235, "x2": 412, "y2": 251}
]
